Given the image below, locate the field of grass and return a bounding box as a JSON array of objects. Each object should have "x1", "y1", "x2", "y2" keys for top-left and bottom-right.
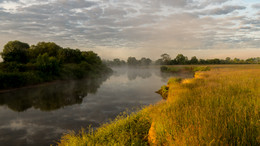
[{"x1": 58, "y1": 65, "x2": 260, "y2": 145}]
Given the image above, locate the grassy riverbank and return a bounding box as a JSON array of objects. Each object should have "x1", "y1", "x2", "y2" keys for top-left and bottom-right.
[{"x1": 58, "y1": 65, "x2": 260, "y2": 145}]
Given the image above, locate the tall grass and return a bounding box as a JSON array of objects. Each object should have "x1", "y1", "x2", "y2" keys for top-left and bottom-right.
[
  {"x1": 150, "y1": 67, "x2": 260, "y2": 145},
  {"x1": 58, "y1": 65, "x2": 260, "y2": 145},
  {"x1": 58, "y1": 107, "x2": 153, "y2": 146}
]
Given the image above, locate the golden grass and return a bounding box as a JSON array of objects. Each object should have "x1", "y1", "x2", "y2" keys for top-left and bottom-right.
[
  {"x1": 58, "y1": 65, "x2": 260, "y2": 145},
  {"x1": 149, "y1": 66, "x2": 260, "y2": 145}
]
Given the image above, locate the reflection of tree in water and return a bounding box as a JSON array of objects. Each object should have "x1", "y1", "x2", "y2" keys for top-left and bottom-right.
[
  {"x1": 127, "y1": 68, "x2": 152, "y2": 81},
  {"x1": 0, "y1": 74, "x2": 111, "y2": 112},
  {"x1": 111, "y1": 67, "x2": 127, "y2": 77}
]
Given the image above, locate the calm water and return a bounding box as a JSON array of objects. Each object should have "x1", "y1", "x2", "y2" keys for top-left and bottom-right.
[{"x1": 0, "y1": 67, "x2": 193, "y2": 146}]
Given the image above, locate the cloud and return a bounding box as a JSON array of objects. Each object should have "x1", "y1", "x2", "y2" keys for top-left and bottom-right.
[
  {"x1": 201, "y1": 5, "x2": 246, "y2": 15},
  {"x1": 0, "y1": 0, "x2": 259, "y2": 60},
  {"x1": 252, "y1": 3, "x2": 260, "y2": 9}
]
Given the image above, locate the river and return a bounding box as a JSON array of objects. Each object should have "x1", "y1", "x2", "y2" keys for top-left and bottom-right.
[{"x1": 0, "y1": 67, "x2": 193, "y2": 146}]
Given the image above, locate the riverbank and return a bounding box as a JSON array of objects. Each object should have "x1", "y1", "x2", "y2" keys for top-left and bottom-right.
[
  {"x1": 58, "y1": 65, "x2": 260, "y2": 145},
  {"x1": 0, "y1": 71, "x2": 112, "y2": 94}
]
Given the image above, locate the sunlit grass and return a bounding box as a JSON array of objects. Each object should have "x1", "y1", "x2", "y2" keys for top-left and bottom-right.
[
  {"x1": 58, "y1": 65, "x2": 260, "y2": 145},
  {"x1": 150, "y1": 66, "x2": 260, "y2": 145},
  {"x1": 58, "y1": 107, "x2": 153, "y2": 146}
]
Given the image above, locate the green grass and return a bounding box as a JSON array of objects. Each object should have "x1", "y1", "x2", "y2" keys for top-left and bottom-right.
[
  {"x1": 58, "y1": 108, "x2": 152, "y2": 146},
  {"x1": 160, "y1": 65, "x2": 211, "y2": 73},
  {"x1": 58, "y1": 65, "x2": 260, "y2": 145}
]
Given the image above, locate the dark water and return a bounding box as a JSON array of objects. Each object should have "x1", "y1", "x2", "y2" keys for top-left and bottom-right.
[{"x1": 0, "y1": 67, "x2": 193, "y2": 146}]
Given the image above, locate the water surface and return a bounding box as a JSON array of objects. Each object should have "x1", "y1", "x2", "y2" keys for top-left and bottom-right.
[{"x1": 0, "y1": 67, "x2": 192, "y2": 146}]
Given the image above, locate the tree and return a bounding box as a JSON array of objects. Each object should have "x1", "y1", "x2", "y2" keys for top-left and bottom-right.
[
  {"x1": 58, "y1": 48, "x2": 82, "y2": 64},
  {"x1": 225, "y1": 57, "x2": 231, "y2": 64},
  {"x1": 175, "y1": 54, "x2": 188, "y2": 64},
  {"x1": 161, "y1": 53, "x2": 171, "y2": 65},
  {"x1": 1, "y1": 40, "x2": 30, "y2": 63},
  {"x1": 113, "y1": 58, "x2": 122, "y2": 66},
  {"x1": 140, "y1": 57, "x2": 152, "y2": 66},
  {"x1": 81, "y1": 51, "x2": 102, "y2": 65},
  {"x1": 127, "y1": 57, "x2": 139, "y2": 66},
  {"x1": 189, "y1": 56, "x2": 198, "y2": 64},
  {"x1": 36, "y1": 53, "x2": 60, "y2": 75},
  {"x1": 155, "y1": 59, "x2": 163, "y2": 65},
  {"x1": 199, "y1": 59, "x2": 206, "y2": 64},
  {"x1": 30, "y1": 42, "x2": 62, "y2": 59}
]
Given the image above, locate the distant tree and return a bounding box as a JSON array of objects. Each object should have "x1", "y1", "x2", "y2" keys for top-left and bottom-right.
[
  {"x1": 233, "y1": 58, "x2": 240, "y2": 64},
  {"x1": 140, "y1": 57, "x2": 152, "y2": 66},
  {"x1": 225, "y1": 57, "x2": 231, "y2": 64},
  {"x1": 189, "y1": 56, "x2": 198, "y2": 64},
  {"x1": 161, "y1": 53, "x2": 171, "y2": 65},
  {"x1": 175, "y1": 54, "x2": 188, "y2": 64},
  {"x1": 199, "y1": 59, "x2": 206, "y2": 64},
  {"x1": 113, "y1": 58, "x2": 122, "y2": 66},
  {"x1": 155, "y1": 59, "x2": 163, "y2": 65},
  {"x1": 127, "y1": 57, "x2": 139, "y2": 66},
  {"x1": 1, "y1": 40, "x2": 30, "y2": 63}
]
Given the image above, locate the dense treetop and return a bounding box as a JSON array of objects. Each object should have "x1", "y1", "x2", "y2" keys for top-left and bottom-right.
[{"x1": 0, "y1": 40, "x2": 111, "y2": 89}]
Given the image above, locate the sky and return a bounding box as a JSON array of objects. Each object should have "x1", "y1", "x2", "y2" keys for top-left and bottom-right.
[{"x1": 0, "y1": 0, "x2": 260, "y2": 60}]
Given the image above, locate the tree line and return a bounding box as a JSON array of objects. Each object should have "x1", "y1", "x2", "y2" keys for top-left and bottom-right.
[
  {"x1": 0, "y1": 40, "x2": 111, "y2": 89},
  {"x1": 155, "y1": 53, "x2": 260, "y2": 65},
  {"x1": 104, "y1": 53, "x2": 260, "y2": 66},
  {"x1": 103, "y1": 57, "x2": 152, "y2": 66}
]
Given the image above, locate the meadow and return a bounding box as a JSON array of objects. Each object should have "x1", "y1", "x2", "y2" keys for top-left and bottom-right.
[{"x1": 58, "y1": 65, "x2": 260, "y2": 145}]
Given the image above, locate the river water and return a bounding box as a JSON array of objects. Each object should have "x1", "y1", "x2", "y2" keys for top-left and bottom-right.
[{"x1": 0, "y1": 67, "x2": 193, "y2": 146}]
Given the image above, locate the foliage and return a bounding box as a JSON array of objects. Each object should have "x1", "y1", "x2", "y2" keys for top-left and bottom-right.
[
  {"x1": 36, "y1": 53, "x2": 60, "y2": 75},
  {"x1": 160, "y1": 53, "x2": 171, "y2": 65},
  {"x1": 140, "y1": 57, "x2": 152, "y2": 66},
  {"x1": 0, "y1": 40, "x2": 111, "y2": 90},
  {"x1": 155, "y1": 53, "x2": 260, "y2": 65},
  {"x1": 1, "y1": 40, "x2": 30, "y2": 63},
  {"x1": 126, "y1": 57, "x2": 152, "y2": 66},
  {"x1": 174, "y1": 54, "x2": 188, "y2": 64},
  {"x1": 0, "y1": 71, "x2": 42, "y2": 89},
  {"x1": 58, "y1": 48, "x2": 82, "y2": 64},
  {"x1": 190, "y1": 56, "x2": 198, "y2": 64},
  {"x1": 29, "y1": 42, "x2": 62, "y2": 60},
  {"x1": 103, "y1": 58, "x2": 126, "y2": 66},
  {"x1": 127, "y1": 57, "x2": 139, "y2": 66}
]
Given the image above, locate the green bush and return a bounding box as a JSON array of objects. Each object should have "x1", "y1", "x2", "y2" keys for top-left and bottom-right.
[
  {"x1": 0, "y1": 40, "x2": 111, "y2": 90},
  {"x1": 156, "y1": 85, "x2": 169, "y2": 100},
  {"x1": 0, "y1": 71, "x2": 42, "y2": 89}
]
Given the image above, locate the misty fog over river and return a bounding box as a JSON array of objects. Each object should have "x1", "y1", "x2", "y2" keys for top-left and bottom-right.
[{"x1": 0, "y1": 67, "x2": 193, "y2": 146}]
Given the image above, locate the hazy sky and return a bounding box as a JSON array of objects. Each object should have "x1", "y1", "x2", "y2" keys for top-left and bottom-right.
[{"x1": 0, "y1": 0, "x2": 260, "y2": 60}]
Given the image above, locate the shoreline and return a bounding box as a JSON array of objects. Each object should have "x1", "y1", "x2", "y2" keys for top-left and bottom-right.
[
  {"x1": 0, "y1": 79, "x2": 68, "y2": 94},
  {"x1": 58, "y1": 65, "x2": 259, "y2": 145},
  {"x1": 0, "y1": 72, "x2": 112, "y2": 94}
]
